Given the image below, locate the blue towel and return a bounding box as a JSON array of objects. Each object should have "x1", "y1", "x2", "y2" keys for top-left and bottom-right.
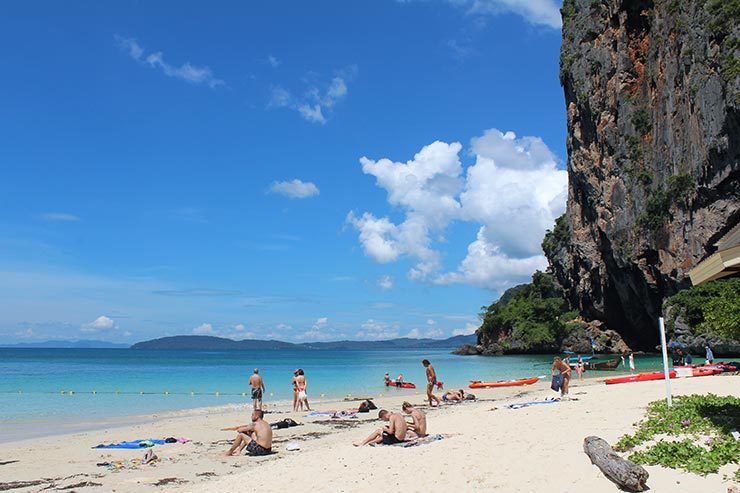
[
  {"x1": 551, "y1": 374, "x2": 564, "y2": 392},
  {"x1": 93, "y1": 439, "x2": 167, "y2": 449},
  {"x1": 505, "y1": 399, "x2": 560, "y2": 410}
]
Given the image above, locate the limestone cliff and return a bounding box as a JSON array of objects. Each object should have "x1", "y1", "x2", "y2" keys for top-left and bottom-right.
[{"x1": 548, "y1": 0, "x2": 739, "y2": 350}]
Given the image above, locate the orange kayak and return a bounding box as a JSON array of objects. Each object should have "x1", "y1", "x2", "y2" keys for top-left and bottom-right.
[
  {"x1": 469, "y1": 377, "x2": 539, "y2": 389},
  {"x1": 605, "y1": 371, "x2": 676, "y2": 385}
]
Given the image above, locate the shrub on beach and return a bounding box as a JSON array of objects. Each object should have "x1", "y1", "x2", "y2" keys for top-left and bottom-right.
[
  {"x1": 664, "y1": 277, "x2": 740, "y2": 340},
  {"x1": 615, "y1": 394, "x2": 740, "y2": 476}
]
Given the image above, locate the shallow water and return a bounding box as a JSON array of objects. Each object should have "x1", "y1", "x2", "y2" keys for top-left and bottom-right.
[{"x1": 0, "y1": 348, "x2": 675, "y2": 441}]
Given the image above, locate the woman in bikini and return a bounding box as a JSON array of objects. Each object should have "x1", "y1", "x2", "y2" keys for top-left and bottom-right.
[{"x1": 551, "y1": 356, "x2": 572, "y2": 397}]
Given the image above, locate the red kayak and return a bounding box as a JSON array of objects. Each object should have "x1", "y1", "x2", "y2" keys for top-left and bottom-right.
[
  {"x1": 469, "y1": 377, "x2": 539, "y2": 389},
  {"x1": 386, "y1": 381, "x2": 416, "y2": 389},
  {"x1": 692, "y1": 367, "x2": 723, "y2": 377},
  {"x1": 605, "y1": 371, "x2": 676, "y2": 385}
]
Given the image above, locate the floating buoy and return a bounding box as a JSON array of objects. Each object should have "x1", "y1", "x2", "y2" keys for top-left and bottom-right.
[
  {"x1": 190, "y1": 391, "x2": 195, "y2": 396},
  {"x1": 60, "y1": 390, "x2": 65, "y2": 395},
  {"x1": 140, "y1": 391, "x2": 144, "y2": 395},
  {"x1": 70, "y1": 391, "x2": 75, "y2": 395},
  {"x1": 241, "y1": 392, "x2": 246, "y2": 397},
  {"x1": 320, "y1": 393, "x2": 325, "y2": 397},
  {"x1": 92, "y1": 390, "x2": 97, "y2": 395},
  {"x1": 270, "y1": 393, "x2": 274, "y2": 397},
  {"x1": 215, "y1": 391, "x2": 220, "y2": 396},
  {"x1": 165, "y1": 391, "x2": 170, "y2": 395}
]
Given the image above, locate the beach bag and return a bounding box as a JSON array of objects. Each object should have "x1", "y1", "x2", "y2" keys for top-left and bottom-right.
[
  {"x1": 358, "y1": 400, "x2": 377, "y2": 413},
  {"x1": 551, "y1": 374, "x2": 563, "y2": 392}
]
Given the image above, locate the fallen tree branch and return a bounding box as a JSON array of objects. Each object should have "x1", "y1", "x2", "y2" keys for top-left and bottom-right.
[{"x1": 583, "y1": 436, "x2": 649, "y2": 491}]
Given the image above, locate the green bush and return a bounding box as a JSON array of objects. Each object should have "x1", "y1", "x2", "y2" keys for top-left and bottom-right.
[
  {"x1": 664, "y1": 277, "x2": 740, "y2": 340},
  {"x1": 632, "y1": 108, "x2": 652, "y2": 134},
  {"x1": 615, "y1": 394, "x2": 740, "y2": 476}
]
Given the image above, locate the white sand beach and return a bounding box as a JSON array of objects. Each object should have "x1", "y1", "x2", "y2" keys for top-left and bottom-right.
[{"x1": 1, "y1": 375, "x2": 737, "y2": 493}]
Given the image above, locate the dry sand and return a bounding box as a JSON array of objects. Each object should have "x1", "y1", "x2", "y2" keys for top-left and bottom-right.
[{"x1": 1, "y1": 375, "x2": 738, "y2": 493}]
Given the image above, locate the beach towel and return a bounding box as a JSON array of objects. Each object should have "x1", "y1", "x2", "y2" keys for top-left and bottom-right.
[
  {"x1": 93, "y1": 439, "x2": 167, "y2": 449},
  {"x1": 505, "y1": 398, "x2": 560, "y2": 410},
  {"x1": 550, "y1": 375, "x2": 563, "y2": 392},
  {"x1": 373, "y1": 434, "x2": 445, "y2": 448},
  {"x1": 307, "y1": 410, "x2": 357, "y2": 418}
]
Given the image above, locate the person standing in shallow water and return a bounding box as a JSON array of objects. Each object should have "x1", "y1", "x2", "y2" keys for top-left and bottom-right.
[
  {"x1": 249, "y1": 368, "x2": 265, "y2": 411},
  {"x1": 422, "y1": 359, "x2": 441, "y2": 407},
  {"x1": 628, "y1": 352, "x2": 635, "y2": 374}
]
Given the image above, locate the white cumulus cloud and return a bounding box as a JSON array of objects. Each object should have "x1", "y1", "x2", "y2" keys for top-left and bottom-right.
[
  {"x1": 81, "y1": 315, "x2": 116, "y2": 332},
  {"x1": 192, "y1": 323, "x2": 214, "y2": 335},
  {"x1": 452, "y1": 322, "x2": 479, "y2": 336},
  {"x1": 269, "y1": 179, "x2": 320, "y2": 199},
  {"x1": 348, "y1": 128, "x2": 567, "y2": 290},
  {"x1": 377, "y1": 275, "x2": 394, "y2": 290},
  {"x1": 115, "y1": 35, "x2": 224, "y2": 88}
]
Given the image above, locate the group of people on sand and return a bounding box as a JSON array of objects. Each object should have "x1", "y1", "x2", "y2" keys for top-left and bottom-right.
[{"x1": 353, "y1": 401, "x2": 427, "y2": 447}]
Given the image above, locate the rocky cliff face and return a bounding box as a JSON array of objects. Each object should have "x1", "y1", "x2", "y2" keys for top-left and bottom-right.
[{"x1": 549, "y1": 0, "x2": 739, "y2": 350}]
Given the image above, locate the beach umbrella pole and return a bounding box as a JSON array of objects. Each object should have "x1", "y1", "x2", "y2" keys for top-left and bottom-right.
[{"x1": 658, "y1": 316, "x2": 672, "y2": 406}]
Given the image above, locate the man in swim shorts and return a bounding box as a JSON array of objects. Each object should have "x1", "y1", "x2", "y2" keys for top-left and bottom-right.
[
  {"x1": 353, "y1": 409, "x2": 408, "y2": 446},
  {"x1": 423, "y1": 359, "x2": 441, "y2": 407},
  {"x1": 222, "y1": 409, "x2": 273, "y2": 456},
  {"x1": 249, "y1": 368, "x2": 265, "y2": 411},
  {"x1": 402, "y1": 401, "x2": 427, "y2": 438}
]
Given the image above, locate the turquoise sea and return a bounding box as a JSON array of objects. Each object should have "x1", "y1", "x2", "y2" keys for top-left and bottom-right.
[{"x1": 0, "y1": 348, "x2": 673, "y2": 442}]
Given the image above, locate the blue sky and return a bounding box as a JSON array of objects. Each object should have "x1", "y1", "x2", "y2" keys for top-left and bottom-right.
[{"x1": 0, "y1": 0, "x2": 567, "y2": 343}]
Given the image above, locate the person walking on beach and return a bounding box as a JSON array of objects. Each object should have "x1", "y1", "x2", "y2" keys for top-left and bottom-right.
[
  {"x1": 295, "y1": 368, "x2": 311, "y2": 411},
  {"x1": 551, "y1": 356, "x2": 571, "y2": 398},
  {"x1": 705, "y1": 344, "x2": 714, "y2": 364},
  {"x1": 422, "y1": 359, "x2": 441, "y2": 407},
  {"x1": 402, "y1": 401, "x2": 427, "y2": 438},
  {"x1": 222, "y1": 409, "x2": 273, "y2": 456},
  {"x1": 249, "y1": 368, "x2": 265, "y2": 411},
  {"x1": 353, "y1": 409, "x2": 408, "y2": 446},
  {"x1": 575, "y1": 356, "x2": 584, "y2": 380},
  {"x1": 628, "y1": 352, "x2": 635, "y2": 374},
  {"x1": 621, "y1": 353, "x2": 626, "y2": 368}
]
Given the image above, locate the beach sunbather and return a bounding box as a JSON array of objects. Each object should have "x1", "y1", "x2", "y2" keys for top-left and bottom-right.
[
  {"x1": 223, "y1": 409, "x2": 273, "y2": 456},
  {"x1": 353, "y1": 409, "x2": 408, "y2": 446},
  {"x1": 442, "y1": 389, "x2": 467, "y2": 402},
  {"x1": 422, "y1": 359, "x2": 442, "y2": 407},
  {"x1": 402, "y1": 401, "x2": 426, "y2": 437}
]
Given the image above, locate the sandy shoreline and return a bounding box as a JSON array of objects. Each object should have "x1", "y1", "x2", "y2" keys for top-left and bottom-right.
[{"x1": 1, "y1": 375, "x2": 738, "y2": 492}]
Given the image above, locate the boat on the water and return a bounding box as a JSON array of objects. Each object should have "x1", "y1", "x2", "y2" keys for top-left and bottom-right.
[
  {"x1": 584, "y1": 358, "x2": 619, "y2": 370},
  {"x1": 605, "y1": 371, "x2": 676, "y2": 385},
  {"x1": 469, "y1": 377, "x2": 539, "y2": 389}
]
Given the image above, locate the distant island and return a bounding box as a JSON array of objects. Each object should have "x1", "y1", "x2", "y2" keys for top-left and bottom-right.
[{"x1": 131, "y1": 334, "x2": 476, "y2": 350}]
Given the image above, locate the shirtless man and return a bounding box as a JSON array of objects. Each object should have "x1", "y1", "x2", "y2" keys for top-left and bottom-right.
[
  {"x1": 551, "y1": 356, "x2": 572, "y2": 398},
  {"x1": 353, "y1": 409, "x2": 408, "y2": 446},
  {"x1": 402, "y1": 401, "x2": 427, "y2": 438},
  {"x1": 222, "y1": 409, "x2": 273, "y2": 456},
  {"x1": 422, "y1": 359, "x2": 441, "y2": 407},
  {"x1": 249, "y1": 368, "x2": 265, "y2": 411}
]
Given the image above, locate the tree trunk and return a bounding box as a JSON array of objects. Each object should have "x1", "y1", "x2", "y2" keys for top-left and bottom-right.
[{"x1": 583, "y1": 436, "x2": 649, "y2": 491}]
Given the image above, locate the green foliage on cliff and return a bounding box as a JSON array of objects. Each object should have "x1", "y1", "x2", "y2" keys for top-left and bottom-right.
[
  {"x1": 560, "y1": 0, "x2": 576, "y2": 19},
  {"x1": 664, "y1": 277, "x2": 740, "y2": 340},
  {"x1": 636, "y1": 173, "x2": 695, "y2": 230},
  {"x1": 478, "y1": 271, "x2": 571, "y2": 349},
  {"x1": 541, "y1": 214, "x2": 570, "y2": 260},
  {"x1": 632, "y1": 108, "x2": 652, "y2": 134}
]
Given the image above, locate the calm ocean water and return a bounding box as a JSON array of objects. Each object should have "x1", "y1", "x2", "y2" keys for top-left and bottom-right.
[{"x1": 0, "y1": 348, "x2": 670, "y2": 441}]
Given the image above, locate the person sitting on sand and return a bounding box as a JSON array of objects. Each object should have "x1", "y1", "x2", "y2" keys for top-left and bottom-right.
[
  {"x1": 402, "y1": 401, "x2": 426, "y2": 438},
  {"x1": 222, "y1": 409, "x2": 273, "y2": 456},
  {"x1": 422, "y1": 359, "x2": 442, "y2": 407},
  {"x1": 551, "y1": 356, "x2": 571, "y2": 398},
  {"x1": 249, "y1": 368, "x2": 265, "y2": 411},
  {"x1": 353, "y1": 409, "x2": 408, "y2": 446}
]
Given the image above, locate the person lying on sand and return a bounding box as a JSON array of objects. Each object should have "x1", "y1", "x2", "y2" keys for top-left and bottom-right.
[
  {"x1": 442, "y1": 389, "x2": 467, "y2": 402},
  {"x1": 402, "y1": 401, "x2": 426, "y2": 437},
  {"x1": 353, "y1": 409, "x2": 408, "y2": 446},
  {"x1": 222, "y1": 409, "x2": 273, "y2": 456}
]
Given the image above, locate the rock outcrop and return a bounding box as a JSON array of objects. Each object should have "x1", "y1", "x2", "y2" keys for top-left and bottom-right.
[{"x1": 549, "y1": 0, "x2": 739, "y2": 350}]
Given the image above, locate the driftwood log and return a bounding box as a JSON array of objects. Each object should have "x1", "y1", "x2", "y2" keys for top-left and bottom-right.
[{"x1": 583, "y1": 436, "x2": 649, "y2": 491}]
